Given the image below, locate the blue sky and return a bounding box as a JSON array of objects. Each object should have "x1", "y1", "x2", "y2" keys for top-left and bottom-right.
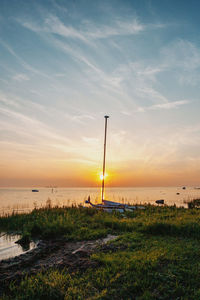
[{"x1": 1, "y1": 0, "x2": 200, "y2": 187}]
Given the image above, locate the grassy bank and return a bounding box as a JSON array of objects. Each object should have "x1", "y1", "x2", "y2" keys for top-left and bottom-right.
[{"x1": 1, "y1": 205, "x2": 200, "y2": 299}]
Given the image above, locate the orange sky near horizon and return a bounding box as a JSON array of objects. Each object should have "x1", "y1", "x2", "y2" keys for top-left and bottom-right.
[
  {"x1": 1, "y1": 154, "x2": 200, "y2": 187},
  {"x1": 1, "y1": 118, "x2": 200, "y2": 188}
]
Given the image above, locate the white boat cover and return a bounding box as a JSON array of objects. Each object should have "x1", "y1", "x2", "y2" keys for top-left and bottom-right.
[{"x1": 102, "y1": 200, "x2": 123, "y2": 206}]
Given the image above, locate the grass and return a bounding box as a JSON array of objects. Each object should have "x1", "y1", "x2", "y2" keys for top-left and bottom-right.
[{"x1": 1, "y1": 205, "x2": 200, "y2": 299}]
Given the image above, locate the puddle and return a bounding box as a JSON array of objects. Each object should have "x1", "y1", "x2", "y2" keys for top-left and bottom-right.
[{"x1": 0, "y1": 233, "x2": 36, "y2": 261}]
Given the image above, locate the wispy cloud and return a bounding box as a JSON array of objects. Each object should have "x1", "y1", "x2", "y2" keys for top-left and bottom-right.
[
  {"x1": 0, "y1": 39, "x2": 51, "y2": 79},
  {"x1": 51, "y1": 0, "x2": 68, "y2": 14},
  {"x1": 82, "y1": 136, "x2": 99, "y2": 144},
  {"x1": 16, "y1": 12, "x2": 171, "y2": 115},
  {"x1": 19, "y1": 14, "x2": 145, "y2": 43},
  {"x1": 149, "y1": 100, "x2": 190, "y2": 110},
  {"x1": 137, "y1": 66, "x2": 163, "y2": 78},
  {"x1": 84, "y1": 19, "x2": 144, "y2": 39},
  {"x1": 44, "y1": 15, "x2": 88, "y2": 42},
  {"x1": 136, "y1": 86, "x2": 168, "y2": 104},
  {"x1": 122, "y1": 100, "x2": 190, "y2": 115},
  {"x1": 0, "y1": 92, "x2": 20, "y2": 108},
  {"x1": 13, "y1": 73, "x2": 30, "y2": 81},
  {"x1": 134, "y1": 100, "x2": 190, "y2": 113},
  {"x1": 70, "y1": 114, "x2": 95, "y2": 123},
  {"x1": 161, "y1": 39, "x2": 200, "y2": 86},
  {"x1": 16, "y1": 14, "x2": 196, "y2": 117},
  {"x1": 162, "y1": 40, "x2": 200, "y2": 70},
  {"x1": 0, "y1": 105, "x2": 71, "y2": 144},
  {"x1": 47, "y1": 38, "x2": 126, "y2": 109}
]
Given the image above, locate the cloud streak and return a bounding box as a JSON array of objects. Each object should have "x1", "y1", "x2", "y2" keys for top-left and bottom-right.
[
  {"x1": 19, "y1": 14, "x2": 145, "y2": 43},
  {"x1": 135, "y1": 100, "x2": 190, "y2": 112},
  {"x1": 13, "y1": 73, "x2": 30, "y2": 81}
]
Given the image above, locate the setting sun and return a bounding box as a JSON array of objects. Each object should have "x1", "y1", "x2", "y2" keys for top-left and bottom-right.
[{"x1": 100, "y1": 173, "x2": 108, "y2": 181}]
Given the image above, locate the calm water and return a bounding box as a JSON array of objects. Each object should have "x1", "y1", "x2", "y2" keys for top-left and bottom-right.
[
  {"x1": 1, "y1": 186, "x2": 200, "y2": 215},
  {"x1": 0, "y1": 233, "x2": 36, "y2": 261}
]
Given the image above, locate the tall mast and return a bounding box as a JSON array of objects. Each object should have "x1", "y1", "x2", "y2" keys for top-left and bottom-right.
[{"x1": 101, "y1": 115, "x2": 109, "y2": 202}]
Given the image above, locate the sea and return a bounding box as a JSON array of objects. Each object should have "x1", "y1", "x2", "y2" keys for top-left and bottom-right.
[{"x1": 1, "y1": 186, "x2": 200, "y2": 215}]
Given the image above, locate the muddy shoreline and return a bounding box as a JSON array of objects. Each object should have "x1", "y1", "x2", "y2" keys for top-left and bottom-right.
[{"x1": 0, "y1": 235, "x2": 117, "y2": 295}]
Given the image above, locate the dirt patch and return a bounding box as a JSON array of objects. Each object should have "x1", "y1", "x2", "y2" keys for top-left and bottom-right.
[{"x1": 0, "y1": 235, "x2": 117, "y2": 294}]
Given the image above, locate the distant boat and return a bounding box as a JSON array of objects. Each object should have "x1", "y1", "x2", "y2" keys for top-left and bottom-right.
[
  {"x1": 32, "y1": 189, "x2": 39, "y2": 192},
  {"x1": 85, "y1": 116, "x2": 145, "y2": 212},
  {"x1": 155, "y1": 199, "x2": 164, "y2": 205}
]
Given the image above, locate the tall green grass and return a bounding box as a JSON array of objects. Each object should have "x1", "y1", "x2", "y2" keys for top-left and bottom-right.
[
  {"x1": 3, "y1": 232, "x2": 200, "y2": 299},
  {"x1": 2, "y1": 205, "x2": 200, "y2": 299},
  {"x1": 1, "y1": 205, "x2": 200, "y2": 240}
]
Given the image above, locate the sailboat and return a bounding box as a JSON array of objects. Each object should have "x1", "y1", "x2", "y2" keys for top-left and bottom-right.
[{"x1": 85, "y1": 116, "x2": 144, "y2": 212}]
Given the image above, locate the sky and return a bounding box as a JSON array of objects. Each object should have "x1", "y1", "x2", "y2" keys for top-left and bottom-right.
[{"x1": 1, "y1": 0, "x2": 200, "y2": 187}]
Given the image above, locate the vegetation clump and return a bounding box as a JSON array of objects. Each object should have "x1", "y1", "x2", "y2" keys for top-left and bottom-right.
[
  {"x1": 15, "y1": 232, "x2": 31, "y2": 247},
  {"x1": 186, "y1": 198, "x2": 200, "y2": 209}
]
